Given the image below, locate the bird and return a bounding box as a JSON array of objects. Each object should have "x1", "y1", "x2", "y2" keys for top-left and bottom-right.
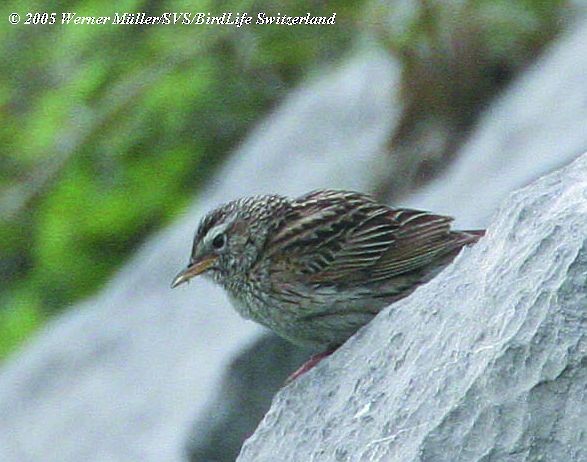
[{"x1": 171, "y1": 189, "x2": 484, "y2": 381}]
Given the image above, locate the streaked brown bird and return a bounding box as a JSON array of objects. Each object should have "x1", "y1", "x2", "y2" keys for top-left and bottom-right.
[{"x1": 172, "y1": 189, "x2": 484, "y2": 380}]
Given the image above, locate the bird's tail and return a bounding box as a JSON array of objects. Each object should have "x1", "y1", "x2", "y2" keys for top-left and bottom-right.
[{"x1": 457, "y1": 229, "x2": 485, "y2": 245}]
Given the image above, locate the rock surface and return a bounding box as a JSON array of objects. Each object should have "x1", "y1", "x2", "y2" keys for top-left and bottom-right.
[
  {"x1": 238, "y1": 152, "x2": 587, "y2": 462},
  {"x1": 186, "y1": 334, "x2": 312, "y2": 462}
]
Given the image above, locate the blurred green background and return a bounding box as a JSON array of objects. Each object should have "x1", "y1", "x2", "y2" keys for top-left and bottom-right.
[{"x1": 0, "y1": 0, "x2": 566, "y2": 359}]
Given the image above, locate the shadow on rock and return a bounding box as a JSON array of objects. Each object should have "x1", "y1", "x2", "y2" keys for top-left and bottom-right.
[{"x1": 187, "y1": 333, "x2": 312, "y2": 462}]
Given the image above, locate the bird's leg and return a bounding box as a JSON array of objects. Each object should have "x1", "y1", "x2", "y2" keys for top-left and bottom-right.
[{"x1": 286, "y1": 347, "x2": 337, "y2": 384}]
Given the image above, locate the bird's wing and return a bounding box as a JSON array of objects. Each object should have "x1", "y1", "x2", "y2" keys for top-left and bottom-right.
[{"x1": 266, "y1": 189, "x2": 470, "y2": 285}]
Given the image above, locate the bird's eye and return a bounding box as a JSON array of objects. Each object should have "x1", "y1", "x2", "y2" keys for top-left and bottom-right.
[{"x1": 212, "y1": 233, "x2": 226, "y2": 250}]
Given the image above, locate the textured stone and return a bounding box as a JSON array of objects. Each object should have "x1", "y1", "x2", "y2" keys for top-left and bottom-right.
[{"x1": 238, "y1": 152, "x2": 587, "y2": 462}]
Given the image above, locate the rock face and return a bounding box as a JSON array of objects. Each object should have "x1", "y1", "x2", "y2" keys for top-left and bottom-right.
[
  {"x1": 186, "y1": 334, "x2": 312, "y2": 462},
  {"x1": 238, "y1": 152, "x2": 587, "y2": 462}
]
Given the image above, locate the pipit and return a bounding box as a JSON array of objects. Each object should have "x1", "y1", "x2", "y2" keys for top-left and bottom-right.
[{"x1": 172, "y1": 189, "x2": 483, "y2": 380}]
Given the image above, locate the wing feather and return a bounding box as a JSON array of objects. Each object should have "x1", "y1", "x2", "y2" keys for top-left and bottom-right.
[{"x1": 266, "y1": 190, "x2": 477, "y2": 285}]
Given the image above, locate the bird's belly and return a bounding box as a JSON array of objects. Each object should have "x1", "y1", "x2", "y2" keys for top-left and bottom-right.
[
  {"x1": 227, "y1": 284, "x2": 396, "y2": 349},
  {"x1": 226, "y1": 292, "x2": 255, "y2": 320}
]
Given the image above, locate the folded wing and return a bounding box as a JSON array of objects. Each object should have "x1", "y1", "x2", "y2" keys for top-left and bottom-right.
[{"x1": 267, "y1": 189, "x2": 478, "y2": 285}]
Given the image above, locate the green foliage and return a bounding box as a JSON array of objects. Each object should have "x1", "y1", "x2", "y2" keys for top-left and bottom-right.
[
  {"x1": 0, "y1": 288, "x2": 44, "y2": 359},
  {"x1": 0, "y1": 0, "x2": 364, "y2": 359}
]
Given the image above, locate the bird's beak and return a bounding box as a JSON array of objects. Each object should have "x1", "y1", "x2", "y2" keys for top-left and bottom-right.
[{"x1": 170, "y1": 255, "x2": 217, "y2": 288}]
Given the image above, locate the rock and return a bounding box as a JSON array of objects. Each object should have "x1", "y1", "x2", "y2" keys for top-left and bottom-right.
[
  {"x1": 186, "y1": 334, "x2": 312, "y2": 462},
  {"x1": 238, "y1": 152, "x2": 587, "y2": 461}
]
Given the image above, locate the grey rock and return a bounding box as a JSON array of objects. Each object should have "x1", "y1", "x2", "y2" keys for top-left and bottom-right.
[
  {"x1": 238, "y1": 152, "x2": 587, "y2": 462},
  {"x1": 186, "y1": 334, "x2": 312, "y2": 462}
]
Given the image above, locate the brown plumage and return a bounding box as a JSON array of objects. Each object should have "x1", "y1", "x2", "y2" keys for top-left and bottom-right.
[
  {"x1": 268, "y1": 190, "x2": 481, "y2": 285},
  {"x1": 172, "y1": 190, "x2": 484, "y2": 377}
]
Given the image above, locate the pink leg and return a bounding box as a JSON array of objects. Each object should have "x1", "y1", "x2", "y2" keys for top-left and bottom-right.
[{"x1": 286, "y1": 348, "x2": 337, "y2": 384}]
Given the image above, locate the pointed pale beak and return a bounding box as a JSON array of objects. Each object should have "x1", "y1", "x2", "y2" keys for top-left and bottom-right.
[{"x1": 170, "y1": 255, "x2": 217, "y2": 289}]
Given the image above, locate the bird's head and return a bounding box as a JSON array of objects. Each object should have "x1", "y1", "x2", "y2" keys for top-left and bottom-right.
[{"x1": 171, "y1": 194, "x2": 288, "y2": 288}]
